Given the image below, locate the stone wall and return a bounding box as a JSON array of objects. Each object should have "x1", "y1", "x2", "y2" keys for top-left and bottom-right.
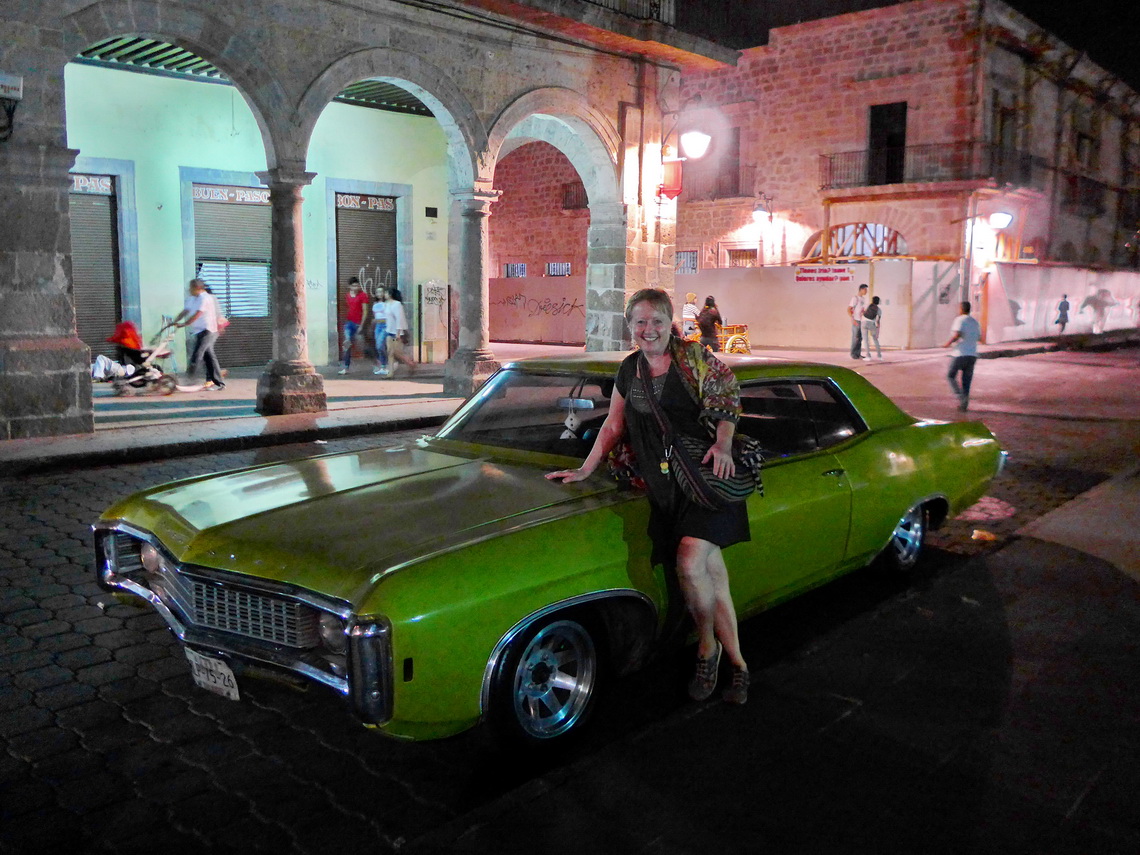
[
  {"x1": 490, "y1": 142, "x2": 590, "y2": 278},
  {"x1": 677, "y1": 0, "x2": 978, "y2": 263}
]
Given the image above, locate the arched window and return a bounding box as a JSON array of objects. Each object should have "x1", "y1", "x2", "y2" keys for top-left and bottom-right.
[{"x1": 803, "y1": 223, "x2": 908, "y2": 259}]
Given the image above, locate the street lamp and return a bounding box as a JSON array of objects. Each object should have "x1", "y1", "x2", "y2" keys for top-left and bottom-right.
[
  {"x1": 658, "y1": 96, "x2": 710, "y2": 200},
  {"x1": 752, "y1": 192, "x2": 775, "y2": 223},
  {"x1": 950, "y1": 211, "x2": 1015, "y2": 229}
]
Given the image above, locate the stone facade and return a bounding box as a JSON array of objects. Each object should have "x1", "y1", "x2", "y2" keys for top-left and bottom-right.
[
  {"x1": 490, "y1": 142, "x2": 590, "y2": 278},
  {"x1": 675, "y1": 0, "x2": 1139, "y2": 273},
  {"x1": 0, "y1": 0, "x2": 732, "y2": 432}
]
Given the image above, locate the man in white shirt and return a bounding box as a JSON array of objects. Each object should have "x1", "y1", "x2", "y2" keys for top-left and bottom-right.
[
  {"x1": 943, "y1": 301, "x2": 982, "y2": 411},
  {"x1": 847, "y1": 284, "x2": 868, "y2": 360},
  {"x1": 172, "y1": 278, "x2": 225, "y2": 390}
]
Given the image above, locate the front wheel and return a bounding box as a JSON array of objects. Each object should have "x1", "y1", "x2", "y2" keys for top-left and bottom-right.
[
  {"x1": 880, "y1": 505, "x2": 927, "y2": 573},
  {"x1": 492, "y1": 615, "x2": 601, "y2": 744}
]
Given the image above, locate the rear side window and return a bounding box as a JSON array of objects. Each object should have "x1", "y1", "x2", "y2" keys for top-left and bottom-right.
[{"x1": 738, "y1": 380, "x2": 864, "y2": 457}]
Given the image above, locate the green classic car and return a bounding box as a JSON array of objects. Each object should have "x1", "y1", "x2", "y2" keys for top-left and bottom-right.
[{"x1": 94, "y1": 355, "x2": 1005, "y2": 743}]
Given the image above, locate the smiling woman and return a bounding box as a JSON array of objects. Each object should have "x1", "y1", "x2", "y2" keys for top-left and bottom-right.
[{"x1": 547, "y1": 287, "x2": 757, "y2": 705}]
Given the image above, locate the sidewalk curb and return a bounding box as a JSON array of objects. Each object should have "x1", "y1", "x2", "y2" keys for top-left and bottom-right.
[{"x1": 0, "y1": 412, "x2": 449, "y2": 478}]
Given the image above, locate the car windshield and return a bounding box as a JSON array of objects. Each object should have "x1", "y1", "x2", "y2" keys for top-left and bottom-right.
[{"x1": 436, "y1": 368, "x2": 613, "y2": 459}]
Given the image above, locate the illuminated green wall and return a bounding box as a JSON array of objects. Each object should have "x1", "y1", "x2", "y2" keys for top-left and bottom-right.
[{"x1": 65, "y1": 63, "x2": 448, "y2": 364}]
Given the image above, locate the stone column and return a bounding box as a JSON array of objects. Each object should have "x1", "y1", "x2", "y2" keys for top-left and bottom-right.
[
  {"x1": 443, "y1": 189, "x2": 501, "y2": 397},
  {"x1": 0, "y1": 141, "x2": 94, "y2": 438},
  {"x1": 254, "y1": 166, "x2": 327, "y2": 415},
  {"x1": 585, "y1": 200, "x2": 631, "y2": 351}
]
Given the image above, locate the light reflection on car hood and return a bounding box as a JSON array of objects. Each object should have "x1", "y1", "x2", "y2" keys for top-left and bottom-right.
[{"x1": 103, "y1": 440, "x2": 619, "y2": 604}]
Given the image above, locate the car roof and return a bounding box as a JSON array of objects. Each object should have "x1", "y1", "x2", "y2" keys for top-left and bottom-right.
[
  {"x1": 501, "y1": 352, "x2": 915, "y2": 429},
  {"x1": 503, "y1": 352, "x2": 863, "y2": 383}
]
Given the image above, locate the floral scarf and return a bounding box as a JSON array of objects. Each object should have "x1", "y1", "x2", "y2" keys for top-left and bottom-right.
[{"x1": 607, "y1": 336, "x2": 755, "y2": 489}]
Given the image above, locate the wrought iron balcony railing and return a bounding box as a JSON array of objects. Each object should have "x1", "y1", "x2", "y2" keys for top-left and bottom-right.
[
  {"x1": 819, "y1": 142, "x2": 1051, "y2": 192},
  {"x1": 682, "y1": 164, "x2": 755, "y2": 202},
  {"x1": 584, "y1": 0, "x2": 675, "y2": 24}
]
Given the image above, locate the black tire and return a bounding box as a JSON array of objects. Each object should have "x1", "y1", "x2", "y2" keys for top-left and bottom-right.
[
  {"x1": 491, "y1": 614, "x2": 602, "y2": 744},
  {"x1": 157, "y1": 375, "x2": 177, "y2": 396},
  {"x1": 879, "y1": 504, "x2": 927, "y2": 573}
]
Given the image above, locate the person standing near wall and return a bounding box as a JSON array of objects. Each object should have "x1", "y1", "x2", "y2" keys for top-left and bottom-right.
[
  {"x1": 172, "y1": 278, "x2": 225, "y2": 391},
  {"x1": 861, "y1": 295, "x2": 883, "y2": 360},
  {"x1": 696, "y1": 296, "x2": 723, "y2": 351},
  {"x1": 338, "y1": 276, "x2": 371, "y2": 375},
  {"x1": 847, "y1": 284, "x2": 868, "y2": 360},
  {"x1": 1055, "y1": 294, "x2": 1070, "y2": 334},
  {"x1": 943, "y1": 300, "x2": 982, "y2": 411},
  {"x1": 682, "y1": 292, "x2": 699, "y2": 339}
]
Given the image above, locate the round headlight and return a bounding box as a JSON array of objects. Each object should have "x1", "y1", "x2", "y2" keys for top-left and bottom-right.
[
  {"x1": 140, "y1": 543, "x2": 162, "y2": 572},
  {"x1": 318, "y1": 613, "x2": 347, "y2": 654}
]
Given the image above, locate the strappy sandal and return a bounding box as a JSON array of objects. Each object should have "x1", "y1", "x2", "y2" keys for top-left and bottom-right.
[
  {"x1": 722, "y1": 665, "x2": 749, "y2": 705},
  {"x1": 688, "y1": 641, "x2": 722, "y2": 701}
]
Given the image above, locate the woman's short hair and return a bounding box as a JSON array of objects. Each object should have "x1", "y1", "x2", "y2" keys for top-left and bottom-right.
[
  {"x1": 625, "y1": 288, "x2": 674, "y2": 324},
  {"x1": 704, "y1": 296, "x2": 716, "y2": 307},
  {"x1": 685, "y1": 292, "x2": 697, "y2": 303}
]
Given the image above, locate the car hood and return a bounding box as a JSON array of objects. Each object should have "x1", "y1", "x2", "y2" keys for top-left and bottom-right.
[{"x1": 103, "y1": 440, "x2": 619, "y2": 606}]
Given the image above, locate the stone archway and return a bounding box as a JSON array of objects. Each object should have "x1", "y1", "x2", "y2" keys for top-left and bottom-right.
[
  {"x1": 298, "y1": 48, "x2": 483, "y2": 193},
  {"x1": 487, "y1": 89, "x2": 626, "y2": 352},
  {"x1": 63, "y1": 1, "x2": 289, "y2": 170}
]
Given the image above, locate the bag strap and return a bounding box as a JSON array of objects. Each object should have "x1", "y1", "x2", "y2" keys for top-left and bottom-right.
[
  {"x1": 637, "y1": 354, "x2": 675, "y2": 445},
  {"x1": 638, "y1": 355, "x2": 723, "y2": 506}
]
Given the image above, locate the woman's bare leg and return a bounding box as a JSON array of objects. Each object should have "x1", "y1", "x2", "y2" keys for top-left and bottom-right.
[
  {"x1": 676, "y1": 537, "x2": 718, "y2": 658},
  {"x1": 704, "y1": 545, "x2": 746, "y2": 669},
  {"x1": 677, "y1": 537, "x2": 746, "y2": 669}
]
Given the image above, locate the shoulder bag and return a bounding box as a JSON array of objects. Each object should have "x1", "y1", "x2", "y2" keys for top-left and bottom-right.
[{"x1": 638, "y1": 355, "x2": 762, "y2": 510}]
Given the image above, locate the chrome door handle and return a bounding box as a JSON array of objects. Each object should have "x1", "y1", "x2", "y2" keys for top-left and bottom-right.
[{"x1": 822, "y1": 468, "x2": 845, "y2": 477}]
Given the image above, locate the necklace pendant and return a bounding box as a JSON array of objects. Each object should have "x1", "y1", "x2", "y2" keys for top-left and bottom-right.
[{"x1": 660, "y1": 459, "x2": 670, "y2": 475}]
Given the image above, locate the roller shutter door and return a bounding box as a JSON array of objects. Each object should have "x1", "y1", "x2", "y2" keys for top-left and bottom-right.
[
  {"x1": 194, "y1": 197, "x2": 273, "y2": 367},
  {"x1": 336, "y1": 206, "x2": 397, "y2": 359},
  {"x1": 69, "y1": 192, "x2": 121, "y2": 359}
]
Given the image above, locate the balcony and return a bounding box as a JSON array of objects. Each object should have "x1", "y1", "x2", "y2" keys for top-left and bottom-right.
[
  {"x1": 819, "y1": 142, "x2": 1050, "y2": 192},
  {"x1": 682, "y1": 164, "x2": 755, "y2": 202},
  {"x1": 584, "y1": 0, "x2": 674, "y2": 24},
  {"x1": 454, "y1": 0, "x2": 733, "y2": 67}
]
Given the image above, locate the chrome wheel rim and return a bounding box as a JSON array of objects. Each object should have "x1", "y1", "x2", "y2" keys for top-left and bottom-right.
[
  {"x1": 890, "y1": 506, "x2": 925, "y2": 569},
  {"x1": 511, "y1": 620, "x2": 596, "y2": 739}
]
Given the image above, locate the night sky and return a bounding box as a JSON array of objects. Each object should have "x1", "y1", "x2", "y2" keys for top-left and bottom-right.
[{"x1": 1006, "y1": 2, "x2": 1139, "y2": 91}]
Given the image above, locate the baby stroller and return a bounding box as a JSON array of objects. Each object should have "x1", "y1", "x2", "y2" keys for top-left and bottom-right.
[{"x1": 107, "y1": 321, "x2": 178, "y2": 396}]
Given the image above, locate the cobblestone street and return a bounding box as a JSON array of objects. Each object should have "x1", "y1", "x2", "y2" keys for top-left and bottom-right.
[{"x1": 2, "y1": 350, "x2": 1138, "y2": 854}]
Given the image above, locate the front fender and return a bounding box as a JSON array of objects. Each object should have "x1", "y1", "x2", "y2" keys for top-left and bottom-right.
[{"x1": 363, "y1": 501, "x2": 661, "y2": 740}]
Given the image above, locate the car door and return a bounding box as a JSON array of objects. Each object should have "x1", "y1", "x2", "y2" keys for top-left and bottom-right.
[{"x1": 724, "y1": 380, "x2": 859, "y2": 610}]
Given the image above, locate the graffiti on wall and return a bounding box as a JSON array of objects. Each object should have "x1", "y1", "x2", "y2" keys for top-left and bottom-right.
[{"x1": 488, "y1": 276, "x2": 588, "y2": 345}]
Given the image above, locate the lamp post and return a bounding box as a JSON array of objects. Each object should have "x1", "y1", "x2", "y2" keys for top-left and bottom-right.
[
  {"x1": 952, "y1": 210, "x2": 1014, "y2": 340},
  {"x1": 658, "y1": 97, "x2": 710, "y2": 200}
]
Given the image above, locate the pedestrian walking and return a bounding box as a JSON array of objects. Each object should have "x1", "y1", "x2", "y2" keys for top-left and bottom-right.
[
  {"x1": 338, "y1": 276, "x2": 371, "y2": 375},
  {"x1": 371, "y1": 287, "x2": 389, "y2": 375},
  {"x1": 696, "y1": 296, "x2": 722, "y2": 351},
  {"x1": 861, "y1": 295, "x2": 883, "y2": 360},
  {"x1": 943, "y1": 300, "x2": 982, "y2": 411},
  {"x1": 1054, "y1": 294, "x2": 1070, "y2": 334},
  {"x1": 381, "y1": 287, "x2": 417, "y2": 377},
  {"x1": 847, "y1": 284, "x2": 868, "y2": 359},
  {"x1": 172, "y1": 278, "x2": 225, "y2": 390}
]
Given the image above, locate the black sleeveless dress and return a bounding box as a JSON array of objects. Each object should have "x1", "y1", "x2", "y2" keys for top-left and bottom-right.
[{"x1": 615, "y1": 351, "x2": 749, "y2": 563}]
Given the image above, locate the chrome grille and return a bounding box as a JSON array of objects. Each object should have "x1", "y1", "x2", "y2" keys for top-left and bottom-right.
[
  {"x1": 187, "y1": 581, "x2": 318, "y2": 647},
  {"x1": 113, "y1": 532, "x2": 319, "y2": 648}
]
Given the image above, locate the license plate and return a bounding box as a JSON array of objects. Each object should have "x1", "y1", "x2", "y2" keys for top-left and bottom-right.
[{"x1": 185, "y1": 648, "x2": 240, "y2": 701}]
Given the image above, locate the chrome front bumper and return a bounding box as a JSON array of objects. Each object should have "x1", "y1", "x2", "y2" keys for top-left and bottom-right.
[{"x1": 94, "y1": 522, "x2": 393, "y2": 725}]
